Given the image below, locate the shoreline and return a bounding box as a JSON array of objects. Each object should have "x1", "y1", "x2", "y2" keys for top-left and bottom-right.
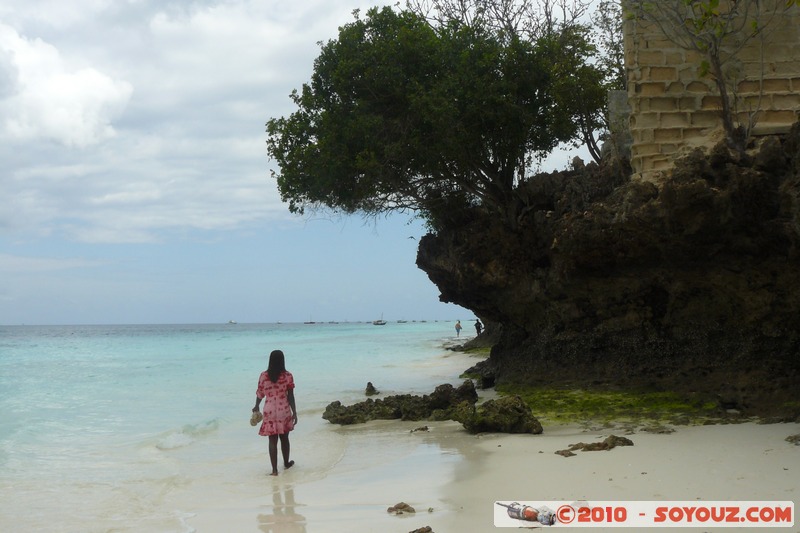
[
  {"x1": 186, "y1": 343, "x2": 798, "y2": 532},
  {"x1": 186, "y1": 413, "x2": 800, "y2": 532}
]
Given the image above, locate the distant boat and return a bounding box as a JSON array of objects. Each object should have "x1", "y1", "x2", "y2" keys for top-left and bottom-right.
[
  {"x1": 227, "y1": 320, "x2": 237, "y2": 324},
  {"x1": 372, "y1": 314, "x2": 387, "y2": 326}
]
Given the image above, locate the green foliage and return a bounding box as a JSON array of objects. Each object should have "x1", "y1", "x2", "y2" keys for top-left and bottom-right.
[
  {"x1": 266, "y1": 5, "x2": 607, "y2": 228},
  {"x1": 591, "y1": 0, "x2": 627, "y2": 91}
]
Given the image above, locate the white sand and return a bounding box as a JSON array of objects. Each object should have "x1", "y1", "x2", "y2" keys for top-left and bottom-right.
[{"x1": 185, "y1": 419, "x2": 800, "y2": 532}]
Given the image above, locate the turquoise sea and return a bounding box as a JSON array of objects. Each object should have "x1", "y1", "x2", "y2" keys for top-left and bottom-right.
[{"x1": 0, "y1": 321, "x2": 476, "y2": 532}]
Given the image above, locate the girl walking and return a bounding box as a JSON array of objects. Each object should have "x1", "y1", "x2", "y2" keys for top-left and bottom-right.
[{"x1": 253, "y1": 349, "x2": 298, "y2": 475}]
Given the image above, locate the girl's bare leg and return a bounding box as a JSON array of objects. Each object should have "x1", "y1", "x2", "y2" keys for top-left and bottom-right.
[
  {"x1": 279, "y1": 433, "x2": 293, "y2": 469},
  {"x1": 268, "y1": 435, "x2": 279, "y2": 475}
]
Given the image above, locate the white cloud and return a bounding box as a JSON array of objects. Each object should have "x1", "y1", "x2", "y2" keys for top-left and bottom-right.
[
  {"x1": 0, "y1": 0, "x2": 377, "y2": 243},
  {"x1": 0, "y1": 22, "x2": 132, "y2": 147},
  {"x1": 0, "y1": 0, "x2": 114, "y2": 30}
]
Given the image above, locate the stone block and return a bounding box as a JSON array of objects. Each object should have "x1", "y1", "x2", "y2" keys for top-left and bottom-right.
[
  {"x1": 658, "y1": 143, "x2": 682, "y2": 154},
  {"x1": 770, "y1": 93, "x2": 800, "y2": 110},
  {"x1": 665, "y1": 52, "x2": 685, "y2": 64},
  {"x1": 661, "y1": 112, "x2": 690, "y2": 128},
  {"x1": 640, "y1": 158, "x2": 655, "y2": 172},
  {"x1": 738, "y1": 96, "x2": 767, "y2": 115},
  {"x1": 701, "y1": 95, "x2": 723, "y2": 110},
  {"x1": 631, "y1": 112, "x2": 660, "y2": 128},
  {"x1": 768, "y1": 28, "x2": 800, "y2": 48},
  {"x1": 649, "y1": 97, "x2": 679, "y2": 112},
  {"x1": 759, "y1": 110, "x2": 799, "y2": 123},
  {"x1": 736, "y1": 80, "x2": 762, "y2": 94},
  {"x1": 632, "y1": 142, "x2": 661, "y2": 156},
  {"x1": 681, "y1": 127, "x2": 710, "y2": 141},
  {"x1": 691, "y1": 111, "x2": 722, "y2": 128},
  {"x1": 645, "y1": 39, "x2": 682, "y2": 51},
  {"x1": 678, "y1": 66, "x2": 699, "y2": 83},
  {"x1": 627, "y1": 68, "x2": 643, "y2": 83},
  {"x1": 654, "y1": 128, "x2": 683, "y2": 142},
  {"x1": 760, "y1": 78, "x2": 792, "y2": 93},
  {"x1": 734, "y1": 110, "x2": 760, "y2": 126},
  {"x1": 736, "y1": 45, "x2": 766, "y2": 63},
  {"x1": 636, "y1": 82, "x2": 666, "y2": 96},
  {"x1": 631, "y1": 128, "x2": 654, "y2": 143},
  {"x1": 679, "y1": 96, "x2": 699, "y2": 110},
  {"x1": 641, "y1": 156, "x2": 673, "y2": 172},
  {"x1": 686, "y1": 81, "x2": 712, "y2": 93},
  {"x1": 649, "y1": 66, "x2": 677, "y2": 82},
  {"x1": 637, "y1": 50, "x2": 665, "y2": 65},
  {"x1": 770, "y1": 60, "x2": 800, "y2": 78},
  {"x1": 751, "y1": 123, "x2": 793, "y2": 136},
  {"x1": 666, "y1": 81, "x2": 685, "y2": 95}
]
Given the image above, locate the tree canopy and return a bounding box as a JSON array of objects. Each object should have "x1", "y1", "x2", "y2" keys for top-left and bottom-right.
[{"x1": 266, "y1": 4, "x2": 608, "y2": 230}]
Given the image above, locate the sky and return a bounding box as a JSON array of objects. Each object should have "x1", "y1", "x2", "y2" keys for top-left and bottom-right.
[{"x1": 0, "y1": 0, "x2": 584, "y2": 326}]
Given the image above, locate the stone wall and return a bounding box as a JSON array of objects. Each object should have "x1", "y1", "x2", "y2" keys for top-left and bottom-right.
[{"x1": 623, "y1": 0, "x2": 800, "y2": 181}]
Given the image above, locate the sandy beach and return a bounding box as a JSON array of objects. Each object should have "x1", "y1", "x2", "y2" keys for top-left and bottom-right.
[{"x1": 185, "y1": 417, "x2": 800, "y2": 532}]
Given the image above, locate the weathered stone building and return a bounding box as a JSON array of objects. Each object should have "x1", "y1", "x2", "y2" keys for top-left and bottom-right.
[{"x1": 623, "y1": 0, "x2": 800, "y2": 181}]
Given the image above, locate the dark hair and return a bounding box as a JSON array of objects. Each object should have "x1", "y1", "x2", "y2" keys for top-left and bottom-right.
[{"x1": 267, "y1": 349, "x2": 287, "y2": 383}]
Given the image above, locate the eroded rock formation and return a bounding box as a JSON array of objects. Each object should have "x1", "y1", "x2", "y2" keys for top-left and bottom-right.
[
  {"x1": 417, "y1": 124, "x2": 800, "y2": 418},
  {"x1": 459, "y1": 395, "x2": 543, "y2": 434},
  {"x1": 322, "y1": 382, "x2": 544, "y2": 434},
  {"x1": 322, "y1": 381, "x2": 478, "y2": 425}
]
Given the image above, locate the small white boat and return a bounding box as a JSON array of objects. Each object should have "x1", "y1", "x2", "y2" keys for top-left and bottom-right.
[{"x1": 372, "y1": 314, "x2": 387, "y2": 326}]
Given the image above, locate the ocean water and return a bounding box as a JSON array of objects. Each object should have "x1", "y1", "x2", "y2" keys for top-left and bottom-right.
[{"x1": 0, "y1": 321, "x2": 475, "y2": 532}]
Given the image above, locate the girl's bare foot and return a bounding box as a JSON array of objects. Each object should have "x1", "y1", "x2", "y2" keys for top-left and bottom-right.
[
  {"x1": 284, "y1": 460, "x2": 295, "y2": 470},
  {"x1": 270, "y1": 471, "x2": 278, "y2": 476}
]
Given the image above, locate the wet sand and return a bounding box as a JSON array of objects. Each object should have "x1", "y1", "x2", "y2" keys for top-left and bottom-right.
[{"x1": 186, "y1": 419, "x2": 799, "y2": 532}]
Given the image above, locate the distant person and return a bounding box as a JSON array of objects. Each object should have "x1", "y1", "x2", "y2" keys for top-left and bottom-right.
[
  {"x1": 253, "y1": 349, "x2": 298, "y2": 476},
  {"x1": 455, "y1": 320, "x2": 462, "y2": 337},
  {"x1": 475, "y1": 319, "x2": 483, "y2": 335}
]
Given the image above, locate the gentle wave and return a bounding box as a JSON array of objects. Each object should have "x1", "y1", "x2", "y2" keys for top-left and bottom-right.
[{"x1": 154, "y1": 419, "x2": 220, "y2": 450}]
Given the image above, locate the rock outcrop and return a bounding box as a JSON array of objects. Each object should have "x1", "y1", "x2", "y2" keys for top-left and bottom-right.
[
  {"x1": 323, "y1": 382, "x2": 544, "y2": 434},
  {"x1": 322, "y1": 381, "x2": 478, "y2": 425},
  {"x1": 459, "y1": 395, "x2": 543, "y2": 434},
  {"x1": 417, "y1": 124, "x2": 800, "y2": 419}
]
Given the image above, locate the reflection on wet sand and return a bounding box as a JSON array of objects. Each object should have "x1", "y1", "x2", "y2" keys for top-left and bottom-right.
[{"x1": 258, "y1": 485, "x2": 306, "y2": 533}]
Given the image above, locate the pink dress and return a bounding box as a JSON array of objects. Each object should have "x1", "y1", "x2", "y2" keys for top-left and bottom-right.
[{"x1": 256, "y1": 370, "x2": 295, "y2": 436}]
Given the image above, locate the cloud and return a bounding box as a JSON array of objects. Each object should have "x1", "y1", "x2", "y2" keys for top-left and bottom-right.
[
  {"x1": 0, "y1": 22, "x2": 132, "y2": 147},
  {"x1": 0, "y1": 1, "x2": 376, "y2": 244}
]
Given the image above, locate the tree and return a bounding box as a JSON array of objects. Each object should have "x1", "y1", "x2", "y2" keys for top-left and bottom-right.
[
  {"x1": 406, "y1": 0, "x2": 594, "y2": 42},
  {"x1": 591, "y1": 0, "x2": 626, "y2": 91},
  {"x1": 267, "y1": 5, "x2": 609, "y2": 230},
  {"x1": 407, "y1": 0, "x2": 610, "y2": 161}
]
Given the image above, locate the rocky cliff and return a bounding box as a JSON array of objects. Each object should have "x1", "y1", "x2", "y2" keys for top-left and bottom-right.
[{"x1": 417, "y1": 123, "x2": 800, "y2": 418}]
